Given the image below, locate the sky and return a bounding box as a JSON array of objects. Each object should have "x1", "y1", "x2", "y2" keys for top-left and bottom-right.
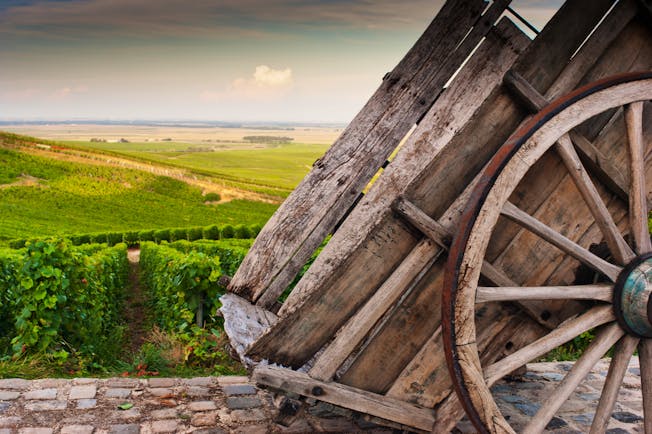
[{"x1": 0, "y1": 0, "x2": 562, "y2": 123}]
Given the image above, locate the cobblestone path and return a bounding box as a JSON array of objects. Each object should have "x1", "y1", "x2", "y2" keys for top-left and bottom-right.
[{"x1": 0, "y1": 358, "x2": 645, "y2": 433}]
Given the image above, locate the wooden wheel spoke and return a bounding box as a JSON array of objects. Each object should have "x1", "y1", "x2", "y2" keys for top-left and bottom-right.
[
  {"x1": 522, "y1": 322, "x2": 625, "y2": 434},
  {"x1": 625, "y1": 102, "x2": 651, "y2": 255},
  {"x1": 476, "y1": 283, "x2": 612, "y2": 303},
  {"x1": 484, "y1": 305, "x2": 615, "y2": 385},
  {"x1": 639, "y1": 339, "x2": 652, "y2": 434},
  {"x1": 501, "y1": 201, "x2": 622, "y2": 281},
  {"x1": 555, "y1": 133, "x2": 635, "y2": 264},
  {"x1": 590, "y1": 335, "x2": 639, "y2": 434}
]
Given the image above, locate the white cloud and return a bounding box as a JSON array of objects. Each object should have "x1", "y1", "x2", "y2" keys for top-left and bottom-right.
[
  {"x1": 51, "y1": 85, "x2": 88, "y2": 99},
  {"x1": 200, "y1": 65, "x2": 292, "y2": 102}
]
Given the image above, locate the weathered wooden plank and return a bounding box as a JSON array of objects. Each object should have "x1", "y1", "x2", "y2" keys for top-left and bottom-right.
[
  {"x1": 227, "y1": 0, "x2": 495, "y2": 306},
  {"x1": 246, "y1": 19, "x2": 529, "y2": 368},
  {"x1": 252, "y1": 365, "x2": 436, "y2": 432},
  {"x1": 337, "y1": 1, "x2": 618, "y2": 392},
  {"x1": 308, "y1": 238, "x2": 441, "y2": 381}
]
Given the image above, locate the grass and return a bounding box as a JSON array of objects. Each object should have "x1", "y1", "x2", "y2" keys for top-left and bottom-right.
[
  {"x1": 0, "y1": 143, "x2": 277, "y2": 243},
  {"x1": 59, "y1": 139, "x2": 329, "y2": 194}
]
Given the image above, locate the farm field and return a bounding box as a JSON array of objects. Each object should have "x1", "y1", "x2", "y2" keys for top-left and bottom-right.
[
  {"x1": 0, "y1": 133, "x2": 278, "y2": 244},
  {"x1": 3, "y1": 123, "x2": 338, "y2": 196}
]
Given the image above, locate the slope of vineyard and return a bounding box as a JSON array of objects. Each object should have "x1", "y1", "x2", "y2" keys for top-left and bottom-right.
[{"x1": 0, "y1": 133, "x2": 278, "y2": 244}]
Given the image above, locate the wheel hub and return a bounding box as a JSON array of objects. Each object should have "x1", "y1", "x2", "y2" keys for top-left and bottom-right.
[{"x1": 614, "y1": 253, "x2": 652, "y2": 338}]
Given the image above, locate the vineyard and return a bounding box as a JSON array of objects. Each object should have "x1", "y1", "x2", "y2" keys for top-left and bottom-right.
[
  {"x1": 0, "y1": 137, "x2": 277, "y2": 244},
  {"x1": 0, "y1": 238, "x2": 254, "y2": 378}
]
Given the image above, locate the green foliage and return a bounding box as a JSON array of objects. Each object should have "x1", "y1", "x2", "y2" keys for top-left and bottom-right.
[
  {"x1": 0, "y1": 144, "x2": 277, "y2": 242},
  {"x1": 0, "y1": 240, "x2": 128, "y2": 367},
  {"x1": 90, "y1": 233, "x2": 108, "y2": 244},
  {"x1": 154, "y1": 229, "x2": 170, "y2": 243},
  {"x1": 202, "y1": 225, "x2": 220, "y2": 240},
  {"x1": 8, "y1": 239, "x2": 26, "y2": 249},
  {"x1": 170, "y1": 228, "x2": 188, "y2": 242},
  {"x1": 233, "y1": 224, "x2": 251, "y2": 239},
  {"x1": 250, "y1": 223, "x2": 263, "y2": 237},
  {"x1": 107, "y1": 232, "x2": 124, "y2": 246},
  {"x1": 187, "y1": 227, "x2": 203, "y2": 241},
  {"x1": 203, "y1": 192, "x2": 221, "y2": 202},
  {"x1": 167, "y1": 239, "x2": 252, "y2": 277},
  {"x1": 138, "y1": 230, "x2": 154, "y2": 242},
  {"x1": 221, "y1": 225, "x2": 235, "y2": 239},
  {"x1": 123, "y1": 231, "x2": 139, "y2": 246}
]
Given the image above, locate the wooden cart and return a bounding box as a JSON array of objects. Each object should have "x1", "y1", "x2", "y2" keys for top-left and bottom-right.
[{"x1": 221, "y1": 0, "x2": 652, "y2": 431}]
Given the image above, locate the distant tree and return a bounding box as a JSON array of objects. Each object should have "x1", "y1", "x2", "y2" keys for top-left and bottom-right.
[{"x1": 242, "y1": 136, "x2": 294, "y2": 144}]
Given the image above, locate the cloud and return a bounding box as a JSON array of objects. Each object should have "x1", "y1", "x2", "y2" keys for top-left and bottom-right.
[
  {"x1": 3, "y1": 88, "x2": 39, "y2": 101},
  {"x1": 200, "y1": 65, "x2": 292, "y2": 102},
  {"x1": 51, "y1": 85, "x2": 88, "y2": 99}
]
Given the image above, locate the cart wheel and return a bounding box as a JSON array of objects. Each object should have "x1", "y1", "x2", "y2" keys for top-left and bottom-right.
[{"x1": 443, "y1": 72, "x2": 652, "y2": 433}]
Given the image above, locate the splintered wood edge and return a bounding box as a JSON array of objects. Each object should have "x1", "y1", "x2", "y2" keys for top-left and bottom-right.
[{"x1": 252, "y1": 365, "x2": 436, "y2": 432}]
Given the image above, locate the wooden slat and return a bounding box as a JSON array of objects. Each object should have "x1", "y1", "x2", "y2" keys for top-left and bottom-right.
[
  {"x1": 476, "y1": 283, "x2": 613, "y2": 303},
  {"x1": 227, "y1": 0, "x2": 496, "y2": 306},
  {"x1": 247, "y1": 19, "x2": 530, "y2": 367},
  {"x1": 500, "y1": 200, "x2": 622, "y2": 280},
  {"x1": 504, "y1": 69, "x2": 631, "y2": 203},
  {"x1": 252, "y1": 365, "x2": 436, "y2": 432},
  {"x1": 338, "y1": 0, "x2": 617, "y2": 393},
  {"x1": 308, "y1": 238, "x2": 442, "y2": 381}
]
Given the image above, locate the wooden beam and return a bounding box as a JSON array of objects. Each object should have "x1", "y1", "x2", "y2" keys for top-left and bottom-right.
[
  {"x1": 504, "y1": 69, "x2": 631, "y2": 203},
  {"x1": 252, "y1": 365, "x2": 436, "y2": 432},
  {"x1": 227, "y1": 0, "x2": 497, "y2": 306}
]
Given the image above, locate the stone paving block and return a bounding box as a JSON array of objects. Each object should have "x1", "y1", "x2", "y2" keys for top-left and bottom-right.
[
  {"x1": 612, "y1": 411, "x2": 643, "y2": 423},
  {"x1": 73, "y1": 378, "x2": 97, "y2": 385},
  {"x1": 184, "y1": 377, "x2": 214, "y2": 387},
  {"x1": 232, "y1": 425, "x2": 268, "y2": 434},
  {"x1": 77, "y1": 399, "x2": 97, "y2": 409},
  {"x1": 108, "y1": 425, "x2": 140, "y2": 434},
  {"x1": 216, "y1": 376, "x2": 249, "y2": 386},
  {"x1": 0, "y1": 391, "x2": 20, "y2": 400},
  {"x1": 18, "y1": 428, "x2": 54, "y2": 434},
  {"x1": 61, "y1": 425, "x2": 95, "y2": 434},
  {"x1": 226, "y1": 396, "x2": 261, "y2": 410},
  {"x1": 0, "y1": 417, "x2": 21, "y2": 428},
  {"x1": 25, "y1": 400, "x2": 67, "y2": 411},
  {"x1": 188, "y1": 401, "x2": 217, "y2": 412},
  {"x1": 151, "y1": 420, "x2": 178, "y2": 433},
  {"x1": 106, "y1": 378, "x2": 140, "y2": 388},
  {"x1": 24, "y1": 388, "x2": 58, "y2": 400},
  {"x1": 0, "y1": 379, "x2": 29, "y2": 390},
  {"x1": 231, "y1": 408, "x2": 266, "y2": 423},
  {"x1": 222, "y1": 384, "x2": 257, "y2": 396},
  {"x1": 0, "y1": 403, "x2": 10, "y2": 412},
  {"x1": 105, "y1": 388, "x2": 132, "y2": 399},
  {"x1": 116, "y1": 408, "x2": 141, "y2": 420},
  {"x1": 33, "y1": 379, "x2": 67, "y2": 388},
  {"x1": 69, "y1": 385, "x2": 97, "y2": 400},
  {"x1": 191, "y1": 411, "x2": 219, "y2": 427},
  {"x1": 148, "y1": 388, "x2": 174, "y2": 397},
  {"x1": 189, "y1": 429, "x2": 226, "y2": 434},
  {"x1": 187, "y1": 386, "x2": 210, "y2": 397},
  {"x1": 150, "y1": 408, "x2": 178, "y2": 419},
  {"x1": 148, "y1": 378, "x2": 175, "y2": 388}
]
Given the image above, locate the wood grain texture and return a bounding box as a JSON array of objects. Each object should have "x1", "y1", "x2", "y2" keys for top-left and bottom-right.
[
  {"x1": 476, "y1": 283, "x2": 613, "y2": 303},
  {"x1": 227, "y1": 0, "x2": 494, "y2": 306},
  {"x1": 638, "y1": 339, "x2": 652, "y2": 434},
  {"x1": 625, "y1": 101, "x2": 652, "y2": 254},
  {"x1": 522, "y1": 323, "x2": 624, "y2": 434},
  {"x1": 252, "y1": 364, "x2": 436, "y2": 432},
  {"x1": 246, "y1": 19, "x2": 528, "y2": 368},
  {"x1": 589, "y1": 335, "x2": 639, "y2": 434}
]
